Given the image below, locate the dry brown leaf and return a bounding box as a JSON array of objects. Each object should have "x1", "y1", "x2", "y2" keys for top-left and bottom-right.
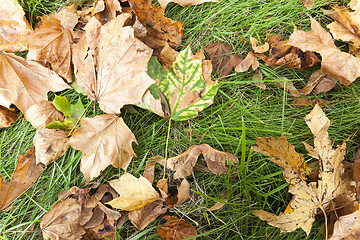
[
  {"x1": 33, "y1": 128, "x2": 70, "y2": 165},
  {"x1": 0, "y1": 146, "x2": 43, "y2": 210},
  {"x1": 158, "y1": 0, "x2": 219, "y2": 10},
  {"x1": 0, "y1": 0, "x2": 32, "y2": 52},
  {"x1": 129, "y1": 0, "x2": 183, "y2": 55},
  {"x1": 353, "y1": 147, "x2": 360, "y2": 201},
  {"x1": 0, "y1": 52, "x2": 69, "y2": 114},
  {"x1": 288, "y1": 17, "x2": 360, "y2": 86},
  {"x1": 72, "y1": 15, "x2": 154, "y2": 113},
  {"x1": 69, "y1": 114, "x2": 136, "y2": 182},
  {"x1": 292, "y1": 98, "x2": 328, "y2": 108},
  {"x1": 303, "y1": 0, "x2": 315, "y2": 10},
  {"x1": 207, "y1": 197, "x2": 227, "y2": 211},
  {"x1": 297, "y1": 70, "x2": 337, "y2": 96},
  {"x1": 82, "y1": 219, "x2": 115, "y2": 240},
  {"x1": 157, "y1": 215, "x2": 197, "y2": 240},
  {"x1": 250, "y1": 37, "x2": 269, "y2": 53},
  {"x1": 253, "y1": 104, "x2": 347, "y2": 235},
  {"x1": 158, "y1": 43, "x2": 179, "y2": 71},
  {"x1": 40, "y1": 198, "x2": 85, "y2": 240},
  {"x1": 204, "y1": 42, "x2": 243, "y2": 78},
  {"x1": 0, "y1": 105, "x2": 18, "y2": 128},
  {"x1": 157, "y1": 178, "x2": 190, "y2": 207},
  {"x1": 167, "y1": 144, "x2": 236, "y2": 179},
  {"x1": 106, "y1": 173, "x2": 160, "y2": 211},
  {"x1": 129, "y1": 200, "x2": 168, "y2": 230},
  {"x1": 143, "y1": 156, "x2": 164, "y2": 184},
  {"x1": 48, "y1": 4, "x2": 79, "y2": 30},
  {"x1": 27, "y1": 17, "x2": 73, "y2": 83},
  {"x1": 24, "y1": 100, "x2": 64, "y2": 129},
  {"x1": 252, "y1": 69, "x2": 266, "y2": 90},
  {"x1": 235, "y1": 51, "x2": 259, "y2": 72},
  {"x1": 330, "y1": 204, "x2": 360, "y2": 240}
]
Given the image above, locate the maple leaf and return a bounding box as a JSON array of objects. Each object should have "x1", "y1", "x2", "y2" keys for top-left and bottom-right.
[
  {"x1": 330, "y1": 204, "x2": 360, "y2": 240},
  {"x1": 72, "y1": 14, "x2": 154, "y2": 114},
  {"x1": 142, "y1": 46, "x2": 219, "y2": 121},
  {"x1": 288, "y1": 17, "x2": 360, "y2": 86},
  {"x1": 157, "y1": 215, "x2": 197, "y2": 240},
  {"x1": 0, "y1": 146, "x2": 43, "y2": 210},
  {"x1": 253, "y1": 104, "x2": 347, "y2": 235},
  {"x1": 0, "y1": 52, "x2": 69, "y2": 114},
  {"x1": 69, "y1": 114, "x2": 136, "y2": 182},
  {"x1": 0, "y1": 105, "x2": 18, "y2": 128},
  {"x1": 27, "y1": 17, "x2": 73, "y2": 83},
  {"x1": 0, "y1": 0, "x2": 32, "y2": 52},
  {"x1": 106, "y1": 173, "x2": 160, "y2": 211},
  {"x1": 158, "y1": 0, "x2": 219, "y2": 10},
  {"x1": 24, "y1": 100, "x2": 64, "y2": 129}
]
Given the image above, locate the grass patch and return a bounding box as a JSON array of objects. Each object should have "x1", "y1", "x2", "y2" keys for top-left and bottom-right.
[{"x1": 1, "y1": 0, "x2": 359, "y2": 239}]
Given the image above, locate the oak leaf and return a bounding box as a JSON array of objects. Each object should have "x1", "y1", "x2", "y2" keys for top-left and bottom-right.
[
  {"x1": 0, "y1": 52, "x2": 69, "y2": 113},
  {"x1": 253, "y1": 104, "x2": 347, "y2": 235},
  {"x1": 157, "y1": 215, "x2": 197, "y2": 240},
  {"x1": 72, "y1": 15, "x2": 154, "y2": 113},
  {"x1": 106, "y1": 173, "x2": 160, "y2": 211},
  {"x1": 24, "y1": 100, "x2": 64, "y2": 129},
  {"x1": 0, "y1": 105, "x2": 18, "y2": 128},
  {"x1": 288, "y1": 17, "x2": 360, "y2": 86},
  {"x1": 0, "y1": 146, "x2": 43, "y2": 210},
  {"x1": 69, "y1": 114, "x2": 136, "y2": 182},
  {"x1": 158, "y1": 0, "x2": 219, "y2": 10}
]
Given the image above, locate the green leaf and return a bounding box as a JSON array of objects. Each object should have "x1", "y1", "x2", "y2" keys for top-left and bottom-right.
[
  {"x1": 147, "y1": 46, "x2": 218, "y2": 121},
  {"x1": 53, "y1": 95, "x2": 71, "y2": 117}
]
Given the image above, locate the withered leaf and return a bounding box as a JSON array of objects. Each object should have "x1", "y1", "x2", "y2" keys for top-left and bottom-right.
[
  {"x1": 48, "y1": 5, "x2": 79, "y2": 30},
  {"x1": 157, "y1": 178, "x2": 190, "y2": 207},
  {"x1": 235, "y1": 51, "x2": 259, "y2": 72},
  {"x1": 0, "y1": 106, "x2": 18, "y2": 128},
  {"x1": 24, "y1": 101, "x2": 64, "y2": 129},
  {"x1": 72, "y1": 14, "x2": 154, "y2": 114},
  {"x1": 82, "y1": 219, "x2": 115, "y2": 240},
  {"x1": 303, "y1": 0, "x2": 314, "y2": 10},
  {"x1": 129, "y1": 0, "x2": 183, "y2": 55},
  {"x1": 292, "y1": 98, "x2": 328, "y2": 108},
  {"x1": 158, "y1": 0, "x2": 219, "y2": 10},
  {"x1": 0, "y1": 146, "x2": 43, "y2": 210},
  {"x1": 129, "y1": 200, "x2": 168, "y2": 230},
  {"x1": 69, "y1": 114, "x2": 136, "y2": 182},
  {"x1": 252, "y1": 69, "x2": 266, "y2": 90},
  {"x1": 27, "y1": 17, "x2": 73, "y2": 83},
  {"x1": 157, "y1": 215, "x2": 197, "y2": 240},
  {"x1": 253, "y1": 105, "x2": 347, "y2": 235},
  {"x1": 0, "y1": 52, "x2": 69, "y2": 114},
  {"x1": 107, "y1": 173, "x2": 160, "y2": 211},
  {"x1": 250, "y1": 37, "x2": 269, "y2": 53},
  {"x1": 330, "y1": 204, "x2": 360, "y2": 240}
]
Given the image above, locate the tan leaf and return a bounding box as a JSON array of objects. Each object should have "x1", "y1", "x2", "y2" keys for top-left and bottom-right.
[
  {"x1": 156, "y1": 178, "x2": 190, "y2": 207},
  {"x1": 288, "y1": 18, "x2": 360, "y2": 86},
  {"x1": 0, "y1": 105, "x2": 18, "y2": 128},
  {"x1": 27, "y1": 17, "x2": 73, "y2": 83},
  {"x1": 104, "y1": 0, "x2": 122, "y2": 19},
  {"x1": 33, "y1": 128, "x2": 70, "y2": 165},
  {"x1": 157, "y1": 215, "x2": 197, "y2": 240},
  {"x1": 106, "y1": 173, "x2": 160, "y2": 211},
  {"x1": 129, "y1": 200, "x2": 168, "y2": 230},
  {"x1": 0, "y1": 0, "x2": 32, "y2": 52},
  {"x1": 250, "y1": 37, "x2": 269, "y2": 53},
  {"x1": 158, "y1": 0, "x2": 219, "y2": 10},
  {"x1": 297, "y1": 70, "x2": 337, "y2": 96},
  {"x1": 0, "y1": 146, "x2": 43, "y2": 210},
  {"x1": 0, "y1": 52, "x2": 69, "y2": 113},
  {"x1": 207, "y1": 197, "x2": 227, "y2": 211},
  {"x1": 72, "y1": 15, "x2": 154, "y2": 113},
  {"x1": 303, "y1": 0, "x2": 314, "y2": 10},
  {"x1": 69, "y1": 114, "x2": 136, "y2": 182},
  {"x1": 330, "y1": 204, "x2": 360, "y2": 240},
  {"x1": 327, "y1": 21, "x2": 360, "y2": 48},
  {"x1": 82, "y1": 219, "x2": 115, "y2": 240},
  {"x1": 48, "y1": 5, "x2": 79, "y2": 30},
  {"x1": 253, "y1": 104, "x2": 347, "y2": 235},
  {"x1": 129, "y1": 0, "x2": 183, "y2": 55},
  {"x1": 200, "y1": 144, "x2": 236, "y2": 175},
  {"x1": 24, "y1": 100, "x2": 64, "y2": 129},
  {"x1": 292, "y1": 98, "x2": 328, "y2": 108},
  {"x1": 235, "y1": 51, "x2": 259, "y2": 72},
  {"x1": 40, "y1": 198, "x2": 85, "y2": 240}
]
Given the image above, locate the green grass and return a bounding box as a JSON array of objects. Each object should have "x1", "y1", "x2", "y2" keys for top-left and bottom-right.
[{"x1": 1, "y1": 0, "x2": 360, "y2": 239}]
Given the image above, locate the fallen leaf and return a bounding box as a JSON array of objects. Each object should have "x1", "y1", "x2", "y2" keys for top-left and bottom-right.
[
  {"x1": 0, "y1": 52, "x2": 69, "y2": 114},
  {"x1": 253, "y1": 104, "x2": 347, "y2": 235},
  {"x1": 303, "y1": 0, "x2": 314, "y2": 10},
  {"x1": 157, "y1": 215, "x2": 197, "y2": 240},
  {"x1": 288, "y1": 17, "x2": 360, "y2": 86},
  {"x1": 69, "y1": 114, "x2": 136, "y2": 182},
  {"x1": 252, "y1": 69, "x2": 266, "y2": 90},
  {"x1": 106, "y1": 173, "x2": 160, "y2": 211},
  {"x1": 40, "y1": 198, "x2": 85, "y2": 240},
  {"x1": 353, "y1": 147, "x2": 360, "y2": 201},
  {"x1": 143, "y1": 156, "x2": 164, "y2": 184},
  {"x1": 27, "y1": 17, "x2": 73, "y2": 83},
  {"x1": 24, "y1": 100, "x2": 64, "y2": 129},
  {"x1": 72, "y1": 15, "x2": 154, "y2": 113},
  {"x1": 235, "y1": 51, "x2": 259, "y2": 72},
  {"x1": 0, "y1": 0, "x2": 32, "y2": 52},
  {"x1": 250, "y1": 37, "x2": 269, "y2": 53},
  {"x1": 143, "y1": 46, "x2": 219, "y2": 121},
  {"x1": 0, "y1": 105, "x2": 18, "y2": 128},
  {"x1": 157, "y1": 178, "x2": 191, "y2": 207},
  {"x1": 204, "y1": 42, "x2": 243, "y2": 78},
  {"x1": 0, "y1": 146, "x2": 43, "y2": 211},
  {"x1": 166, "y1": 144, "x2": 236, "y2": 179},
  {"x1": 330, "y1": 204, "x2": 360, "y2": 240},
  {"x1": 82, "y1": 219, "x2": 115, "y2": 240},
  {"x1": 129, "y1": 200, "x2": 168, "y2": 230},
  {"x1": 158, "y1": 0, "x2": 219, "y2": 10},
  {"x1": 207, "y1": 197, "x2": 227, "y2": 211},
  {"x1": 297, "y1": 70, "x2": 337, "y2": 95},
  {"x1": 48, "y1": 4, "x2": 79, "y2": 30},
  {"x1": 128, "y1": 0, "x2": 183, "y2": 54},
  {"x1": 292, "y1": 98, "x2": 328, "y2": 107}
]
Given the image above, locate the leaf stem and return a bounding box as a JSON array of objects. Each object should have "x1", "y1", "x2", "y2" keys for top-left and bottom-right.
[
  {"x1": 163, "y1": 118, "x2": 172, "y2": 179},
  {"x1": 320, "y1": 206, "x2": 328, "y2": 240},
  {"x1": 68, "y1": 100, "x2": 93, "y2": 136}
]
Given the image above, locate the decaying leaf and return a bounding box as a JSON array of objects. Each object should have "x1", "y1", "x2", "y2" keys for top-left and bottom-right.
[
  {"x1": 48, "y1": 4, "x2": 79, "y2": 30},
  {"x1": 235, "y1": 51, "x2": 259, "y2": 72},
  {"x1": 298, "y1": 70, "x2": 337, "y2": 96},
  {"x1": 128, "y1": 0, "x2": 183, "y2": 54},
  {"x1": 72, "y1": 14, "x2": 154, "y2": 114},
  {"x1": 0, "y1": 146, "x2": 43, "y2": 210},
  {"x1": 69, "y1": 114, "x2": 136, "y2": 182},
  {"x1": 158, "y1": 0, "x2": 219, "y2": 10},
  {"x1": 24, "y1": 101, "x2": 64, "y2": 129},
  {"x1": 204, "y1": 42, "x2": 243, "y2": 78},
  {"x1": 288, "y1": 17, "x2": 360, "y2": 86},
  {"x1": 253, "y1": 105, "x2": 347, "y2": 235},
  {"x1": 0, "y1": 0, "x2": 32, "y2": 52},
  {"x1": 207, "y1": 197, "x2": 227, "y2": 211},
  {"x1": 106, "y1": 173, "x2": 160, "y2": 211},
  {"x1": 129, "y1": 200, "x2": 168, "y2": 230},
  {"x1": 143, "y1": 46, "x2": 219, "y2": 121},
  {"x1": 0, "y1": 52, "x2": 69, "y2": 114},
  {"x1": 0, "y1": 105, "x2": 18, "y2": 128},
  {"x1": 292, "y1": 97, "x2": 328, "y2": 108},
  {"x1": 157, "y1": 215, "x2": 197, "y2": 240},
  {"x1": 250, "y1": 37, "x2": 269, "y2": 53},
  {"x1": 166, "y1": 144, "x2": 236, "y2": 179},
  {"x1": 330, "y1": 204, "x2": 360, "y2": 240},
  {"x1": 27, "y1": 17, "x2": 73, "y2": 83},
  {"x1": 157, "y1": 178, "x2": 191, "y2": 207}
]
